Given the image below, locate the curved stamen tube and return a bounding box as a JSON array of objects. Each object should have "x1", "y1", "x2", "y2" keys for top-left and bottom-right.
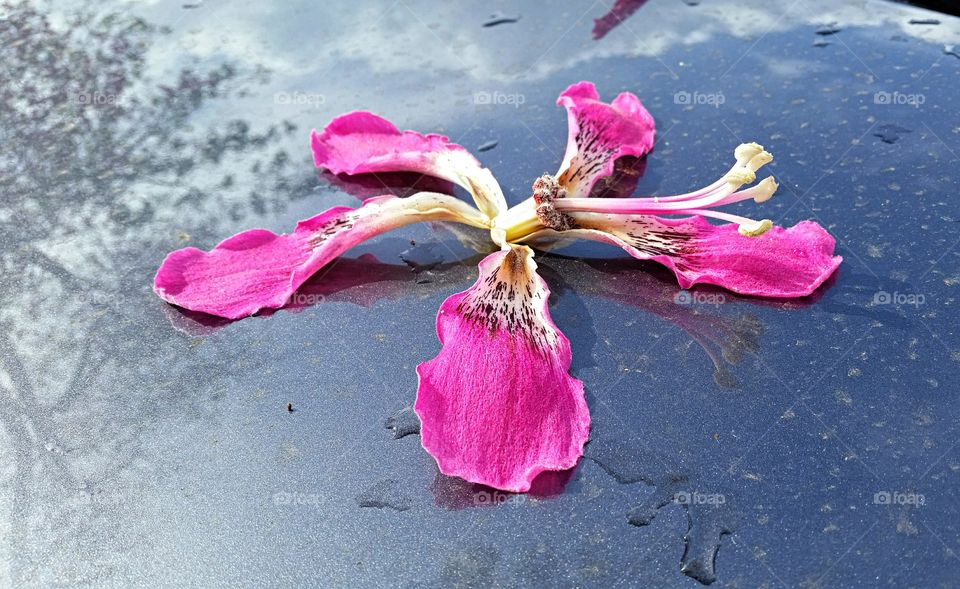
[{"x1": 555, "y1": 177, "x2": 778, "y2": 215}]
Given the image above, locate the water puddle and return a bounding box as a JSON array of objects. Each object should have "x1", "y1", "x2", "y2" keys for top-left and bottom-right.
[
  {"x1": 585, "y1": 437, "x2": 736, "y2": 586},
  {"x1": 386, "y1": 407, "x2": 736, "y2": 584}
]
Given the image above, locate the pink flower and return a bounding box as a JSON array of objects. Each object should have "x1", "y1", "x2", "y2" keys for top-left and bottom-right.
[{"x1": 153, "y1": 81, "x2": 841, "y2": 492}]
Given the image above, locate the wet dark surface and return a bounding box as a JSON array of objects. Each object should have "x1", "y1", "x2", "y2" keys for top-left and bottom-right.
[{"x1": 1, "y1": 0, "x2": 959, "y2": 586}]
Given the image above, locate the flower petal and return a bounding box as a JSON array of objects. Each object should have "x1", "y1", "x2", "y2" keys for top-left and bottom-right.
[
  {"x1": 522, "y1": 215, "x2": 842, "y2": 298},
  {"x1": 414, "y1": 245, "x2": 590, "y2": 492},
  {"x1": 311, "y1": 111, "x2": 506, "y2": 218},
  {"x1": 556, "y1": 81, "x2": 656, "y2": 198},
  {"x1": 154, "y1": 193, "x2": 488, "y2": 319}
]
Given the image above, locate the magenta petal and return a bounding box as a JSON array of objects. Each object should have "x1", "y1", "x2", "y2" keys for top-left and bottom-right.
[
  {"x1": 679, "y1": 219, "x2": 842, "y2": 296},
  {"x1": 311, "y1": 111, "x2": 506, "y2": 218},
  {"x1": 527, "y1": 216, "x2": 842, "y2": 298},
  {"x1": 414, "y1": 246, "x2": 590, "y2": 492},
  {"x1": 311, "y1": 111, "x2": 456, "y2": 176},
  {"x1": 154, "y1": 193, "x2": 487, "y2": 319},
  {"x1": 556, "y1": 81, "x2": 656, "y2": 198}
]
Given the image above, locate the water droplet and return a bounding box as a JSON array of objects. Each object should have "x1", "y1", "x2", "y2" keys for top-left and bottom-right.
[
  {"x1": 385, "y1": 407, "x2": 421, "y2": 439},
  {"x1": 815, "y1": 23, "x2": 842, "y2": 36},
  {"x1": 482, "y1": 12, "x2": 520, "y2": 27},
  {"x1": 873, "y1": 124, "x2": 912, "y2": 145}
]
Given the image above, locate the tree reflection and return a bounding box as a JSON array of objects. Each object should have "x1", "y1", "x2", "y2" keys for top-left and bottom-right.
[{"x1": 0, "y1": 2, "x2": 304, "y2": 583}]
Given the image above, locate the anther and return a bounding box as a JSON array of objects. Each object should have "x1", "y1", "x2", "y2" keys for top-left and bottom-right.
[{"x1": 737, "y1": 219, "x2": 773, "y2": 237}]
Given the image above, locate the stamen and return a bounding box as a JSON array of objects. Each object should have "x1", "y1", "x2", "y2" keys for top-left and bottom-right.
[
  {"x1": 749, "y1": 177, "x2": 778, "y2": 204},
  {"x1": 734, "y1": 142, "x2": 764, "y2": 165},
  {"x1": 507, "y1": 143, "x2": 779, "y2": 240},
  {"x1": 642, "y1": 143, "x2": 771, "y2": 204},
  {"x1": 532, "y1": 174, "x2": 564, "y2": 205},
  {"x1": 737, "y1": 219, "x2": 773, "y2": 237},
  {"x1": 747, "y1": 151, "x2": 773, "y2": 172},
  {"x1": 531, "y1": 174, "x2": 574, "y2": 231},
  {"x1": 555, "y1": 176, "x2": 777, "y2": 214},
  {"x1": 655, "y1": 208, "x2": 773, "y2": 237},
  {"x1": 701, "y1": 176, "x2": 778, "y2": 208},
  {"x1": 536, "y1": 204, "x2": 574, "y2": 231},
  {"x1": 724, "y1": 169, "x2": 756, "y2": 187}
]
